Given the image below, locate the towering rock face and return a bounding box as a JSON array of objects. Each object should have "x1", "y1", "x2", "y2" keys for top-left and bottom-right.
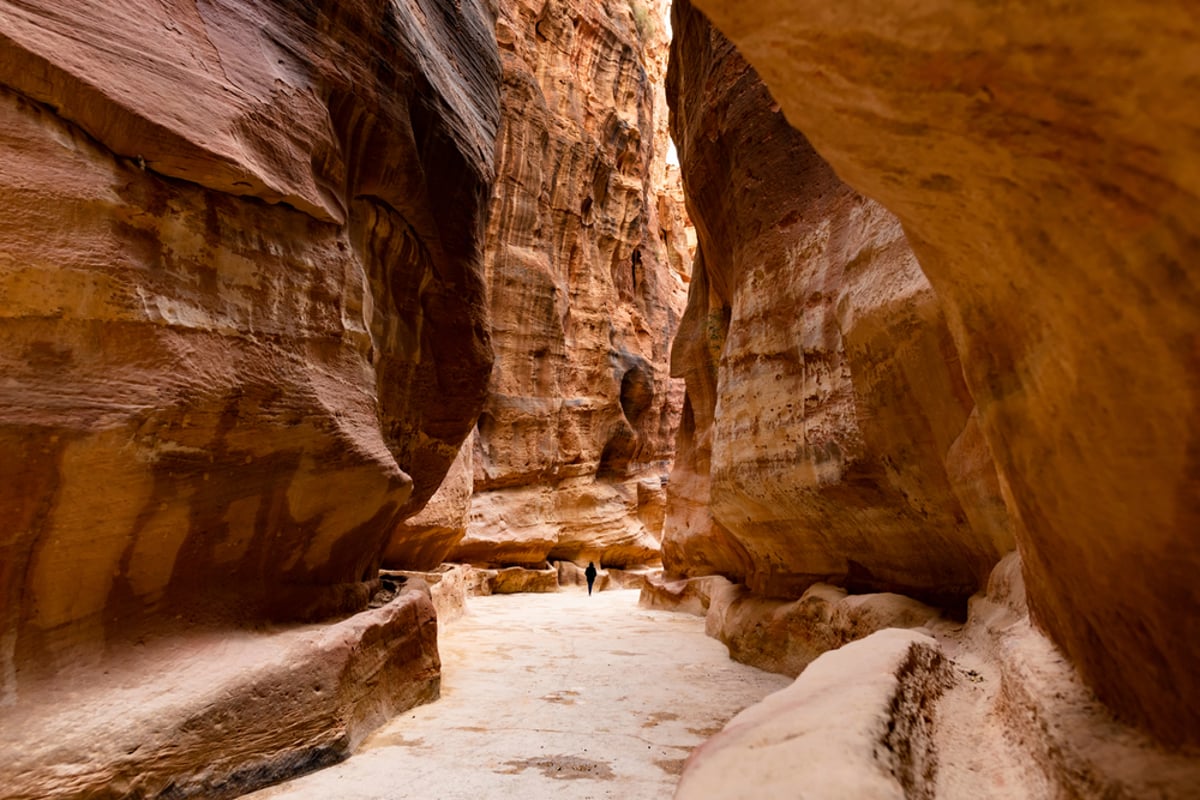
[
  {"x1": 0, "y1": 0, "x2": 498, "y2": 690},
  {"x1": 408, "y1": 0, "x2": 690, "y2": 570},
  {"x1": 685, "y1": 0, "x2": 1200, "y2": 745},
  {"x1": 664, "y1": 2, "x2": 1012, "y2": 605}
]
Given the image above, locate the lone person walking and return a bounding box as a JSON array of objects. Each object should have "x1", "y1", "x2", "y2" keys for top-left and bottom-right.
[{"x1": 585, "y1": 562, "x2": 598, "y2": 596}]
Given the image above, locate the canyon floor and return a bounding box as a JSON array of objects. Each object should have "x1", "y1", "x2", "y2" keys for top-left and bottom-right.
[{"x1": 245, "y1": 589, "x2": 790, "y2": 799}]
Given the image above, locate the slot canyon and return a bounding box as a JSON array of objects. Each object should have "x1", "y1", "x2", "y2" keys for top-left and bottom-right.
[{"x1": 0, "y1": 0, "x2": 1196, "y2": 798}]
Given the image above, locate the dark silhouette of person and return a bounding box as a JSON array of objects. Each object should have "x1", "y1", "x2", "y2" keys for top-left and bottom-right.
[{"x1": 585, "y1": 562, "x2": 598, "y2": 596}]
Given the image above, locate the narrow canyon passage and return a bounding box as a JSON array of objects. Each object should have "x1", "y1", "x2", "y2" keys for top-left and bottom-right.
[
  {"x1": 2, "y1": 0, "x2": 1197, "y2": 796},
  {"x1": 247, "y1": 589, "x2": 788, "y2": 799}
]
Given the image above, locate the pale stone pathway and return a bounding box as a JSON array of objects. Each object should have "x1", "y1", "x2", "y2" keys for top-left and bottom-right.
[{"x1": 246, "y1": 589, "x2": 790, "y2": 799}]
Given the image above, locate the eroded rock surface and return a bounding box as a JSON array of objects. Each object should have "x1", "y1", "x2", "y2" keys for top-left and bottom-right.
[
  {"x1": 677, "y1": 629, "x2": 953, "y2": 800},
  {"x1": 663, "y1": 0, "x2": 1012, "y2": 605},
  {"x1": 673, "y1": 555, "x2": 1200, "y2": 799},
  {"x1": 1, "y1": 585, "x2": 440, "y2": 800},
  {"x1": 688, "y1": 0, "x2": 1200, "y2": 745},
  {"x1": 0, "y1": 0, "x2": 498, "y2": 791},
  {"x1": 442, "y1": 0, "x2": 690, "y2": 570},
  {"x1": 641, "y1": 574, "x2": 940, "y2": 678},
  {"x1": 383, "y1": 437, "x2": 476, "y2": 570},
  {"x1": 384, "y1": 565, "x2": 473, "y2": 629}
]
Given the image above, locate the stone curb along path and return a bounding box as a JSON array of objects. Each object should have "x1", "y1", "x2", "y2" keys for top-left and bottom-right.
[{"x1": 245, "y1": 589, "x2": 790, "y2": 799}]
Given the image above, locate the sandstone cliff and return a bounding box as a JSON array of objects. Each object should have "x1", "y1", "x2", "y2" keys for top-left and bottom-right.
[
  {"x1": 0, "y1": 0, "x2": 498, "y2": 793},
  {"x1": 663, "y1": 3, "x2": 1013, "y2": 607},
  {"x1": 401, "y1": 0, "x2": 690, "y2": 570},
  {"x1": 684, "y1": 0, "x2": 1200, "y2": 748}
]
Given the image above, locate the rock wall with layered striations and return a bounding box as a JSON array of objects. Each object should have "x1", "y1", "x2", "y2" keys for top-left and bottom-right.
[
  {"x1": 0, "y1": 0, "x2": 499, "y2": 787},
  {"x1": 403, "y1": 0, "x2": 690, "y2": 571},
  {"x1": 683, "y1": 0, "x2": 1200, "y2": 748},
  {"x1": 663, "y1": 1, "x2": 1013, "y2": 608}
]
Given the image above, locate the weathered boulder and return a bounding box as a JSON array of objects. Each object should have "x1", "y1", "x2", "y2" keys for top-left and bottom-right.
[
  {"x1": 690, "y1": 0, "x2": 1200, "y2": 745},
  {"x1": 383, "y1": 565, "x2": 472, "y2": 628},
  {"x1": 447, "y1": 0, "x2": 690, "y2": 569},
  {"x1": 676, "y1": 629, "x2": 955, "y2": 800},
  {"x1": 465, "y1": 564, "x2": 560, "y2": 595},
  {"x1": 663, "y1": 0, "x2": 1012, "y2": 605},
  {"x1": 0, "y1": 585, "x2": 440, "y2": 800},
  {"x1": 640, "y1": 572, "x2": 939, "y2": 677},
  {"x1": 604, "y1": 564, "x2": 662, "y2": 591},
  {"x1": 705, "y1": 584, "x2": 941, "y2": 678},
  {"x1": 639, "y1": 574, "x2": 735, "y2": 618}
]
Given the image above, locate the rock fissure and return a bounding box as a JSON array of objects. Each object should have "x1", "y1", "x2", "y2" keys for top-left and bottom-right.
[{"x1": 877, "y1": 642, "x2": 957, "y2": 800}]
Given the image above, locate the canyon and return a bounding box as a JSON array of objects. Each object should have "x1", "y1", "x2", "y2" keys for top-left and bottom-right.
[
  {"x1": 385, "y1": 0, "x2": 691, "y2": 573},
  {"x1": 1, "y1": 0, "x2": 1197, "y2": 798}
]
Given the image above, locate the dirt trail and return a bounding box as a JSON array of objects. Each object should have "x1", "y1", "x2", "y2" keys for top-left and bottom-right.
[{"x1": 246, "y1": 589, "x2": 790, "y2": 799}]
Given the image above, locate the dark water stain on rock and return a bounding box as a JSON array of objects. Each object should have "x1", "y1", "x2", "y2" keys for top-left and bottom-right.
[
  {"x1": 497, "y1": 755, "x2": 615, "y2": 781},
  {"x1": 655, "y1": 757, "x2": 687, "y2": 776},
  {"x1": 542, "y1": 689, "x2": 581, "y2": 705},
  {"x1": 642, "y1": 710, "x2": 680, "y2": 728},
  {"x1": 687, "y1": 724, "x2": 724, "y2": 738}
]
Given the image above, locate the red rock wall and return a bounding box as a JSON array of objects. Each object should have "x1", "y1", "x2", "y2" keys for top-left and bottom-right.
[
  {"x1": 0, "y1": 0, "x2": 499, "y2": 686},
  {"x1": 664, "y1": 2, "x2": 1012, "y2": 605},
  {"x1": 684, "y1": 0, "x2": 1200, "y2": 745},
  {"x1": 431, "y1": 0, "x2": 691, "y2": 569}
]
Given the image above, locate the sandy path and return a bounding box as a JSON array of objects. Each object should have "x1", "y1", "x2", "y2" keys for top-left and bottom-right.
[{"x1": 246, "y1": 589, "x2": 790, "y2": 799}]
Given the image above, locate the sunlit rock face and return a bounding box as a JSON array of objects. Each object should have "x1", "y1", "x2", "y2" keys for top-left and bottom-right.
[
  {"x1": 688, "y1": 0, "x2": 1200, "y2": 747},
  {"x1": 440, "y1": 0, "x2": 690, "y2": 569},
  {"x1": 663, "y1": 1, "x2": 1013, "y2": 606},
  {"x1": 0, "y1": 0, "x2": 498, "y2": 688}
]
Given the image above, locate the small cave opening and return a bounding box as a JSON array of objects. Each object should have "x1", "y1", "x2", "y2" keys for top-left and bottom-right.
[
  {"x1": 619, "y1": 364, "x2": 653, "y2": 424},
  {"x1": 596, "y1": 425, "x2": 637, "y2": 479},
  {"x1": 476, "y1": 410, "x2": 494, "y2": 438}
]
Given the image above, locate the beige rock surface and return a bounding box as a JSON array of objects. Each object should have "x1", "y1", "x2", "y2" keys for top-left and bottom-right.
[
  {"x1": 677, "y1": 629, "x2": 954, "y2": 800},
  {"x1": 641, "y1": 573, "x2": 940, "y2": 677},
  {"x1": 556, "y1": 559, "x2": 612, "y2": 593},
  {"x1": 690, "y1": 0, "x2": 1200, "y2": 745},
  {"x1": 472, "y1": 563, "x2": 561, "y2": 595},
  {"x1": 939, "y1": 554, "x2": 1200, "y2": 798},
  {"x1": 663, "y1": 0, "x2": 1012, "y2": 603},
  {"x1": 384, "y1": 565, "x2": 472, "y2": 628},
  {"x1": 246, "y1": 590, "x2": 791, "y2": 800},
  {"x1": 603, "y1": 565, "x2": 663, "y2": 591},
  {"x1": 705, "y1": 583, "x2": 942, "y2": 678},
  {"x1": 674, "y1": 554, "x2": 1200, "y2": 799},
  {"x1": 640, "y1": 574, "x2": 736, "y2": 618},
  {"x1": 0, "y1": 585, "x2": 440, "y2": 800},
  {"x1": 558, "y1": 560, "x2": 662, "y2": 592},
  {"x1": 448, "y1": 0, "x2": 690, "y2": 569}
]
